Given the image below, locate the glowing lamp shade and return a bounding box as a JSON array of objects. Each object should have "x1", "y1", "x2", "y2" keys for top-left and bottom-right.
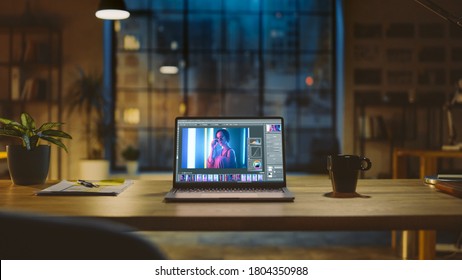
[{"x1": 95, "y1": 0, "x2": 130, "y2": 20}]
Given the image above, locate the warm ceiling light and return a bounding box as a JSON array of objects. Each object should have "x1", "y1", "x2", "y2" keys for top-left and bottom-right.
[
  {"x1": 95, "y1": 0, "x2": 130, "y2": 20},
  {"x1": 160, "y1": 66, "x2": 179, "y2": 75}
]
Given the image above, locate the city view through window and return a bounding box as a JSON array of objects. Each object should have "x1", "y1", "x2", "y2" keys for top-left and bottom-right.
[{"x1": 110, "y1": 0, "x2": 336, "y2": 172}]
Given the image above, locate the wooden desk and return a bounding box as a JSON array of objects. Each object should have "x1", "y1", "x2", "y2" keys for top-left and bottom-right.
[
  {"x1": 391, "y1": 148, "x2": 462, "y2": 258},
  {"x1": 392, "y1": 148, "x2": 462, "y2": 179},
  {"x1": 1, "y1": 177, "x2": 462, "y2": 260}
]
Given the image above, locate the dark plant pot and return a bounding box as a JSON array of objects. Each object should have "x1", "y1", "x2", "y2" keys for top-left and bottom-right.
[{"x1": 7, "y1": 145, "x2": 51, "y2": 185}]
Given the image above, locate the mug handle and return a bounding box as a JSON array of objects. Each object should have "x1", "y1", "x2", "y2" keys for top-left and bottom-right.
[{"x1": 360, "y1": 157, "x2": 372, "y2": 171}]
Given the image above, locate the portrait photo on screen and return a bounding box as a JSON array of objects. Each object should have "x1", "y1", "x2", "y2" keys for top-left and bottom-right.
[{"x1": 180, "y1": 127, "x2": 249, "y2": 170}]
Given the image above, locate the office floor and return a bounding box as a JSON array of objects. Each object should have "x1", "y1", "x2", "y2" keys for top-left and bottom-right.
[{"x1": 140, "y1": 231, "x2": 460, "y2": 260}]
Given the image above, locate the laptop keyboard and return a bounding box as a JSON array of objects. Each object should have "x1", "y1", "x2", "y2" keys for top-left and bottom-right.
[{"x1": 177, "y1": 187, "x2": 285, "y2": 193}]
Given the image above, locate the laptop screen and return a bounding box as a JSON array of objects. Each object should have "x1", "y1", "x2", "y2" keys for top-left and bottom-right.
[{"x1": 173, "y1": 117, "x2": 286, "y2": 186}]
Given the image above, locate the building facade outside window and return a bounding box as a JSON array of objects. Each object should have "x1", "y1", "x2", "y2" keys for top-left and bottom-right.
[{"x1": 109, "y1": 0, "x2": 336, "y2": 172}]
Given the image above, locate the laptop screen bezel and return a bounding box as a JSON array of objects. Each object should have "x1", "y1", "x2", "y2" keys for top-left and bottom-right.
[{"x1": 172, "y1": 116, "x2": 287, "y2": 188}]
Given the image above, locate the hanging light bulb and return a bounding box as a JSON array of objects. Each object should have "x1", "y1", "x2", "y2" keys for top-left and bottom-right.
[{"x1": 95, "y1": 0, "x2": 130, "y2": 20}]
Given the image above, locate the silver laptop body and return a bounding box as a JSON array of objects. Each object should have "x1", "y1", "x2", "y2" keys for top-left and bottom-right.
[{"x1": 164, "y1": 117, "x2": 294, "y2": 202}]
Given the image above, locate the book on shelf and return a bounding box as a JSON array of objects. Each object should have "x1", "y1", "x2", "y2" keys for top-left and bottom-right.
[
  {"x1": 441, "y1": 143, "x2": 462, "y2": 151},
  {"x1": 35, "y1": 42, "x2": 51, "y2": 63},
  {"x1": 22, "y1": 39, "x2": 51, "y2": 63},
  {"x1": 11, "y1": 67, "x2": 21, "y2": 100},
  {"x1": 21, "y1": 79, "x2": 34, "y2": 100},
  {"x1": 23, "y1": 39, "x2": 37, "y2": 62},
  {"x1": 21, "y1": 78, "x2": 48, "y2": 101},
  {"x1": 358, "y1": 115, "x2": 388, "y2": 140}
]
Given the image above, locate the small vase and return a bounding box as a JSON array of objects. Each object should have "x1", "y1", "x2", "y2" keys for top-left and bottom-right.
[
  {"x1": 126, "y1": 161, "x2": 139, "y2": 176},
  {"x1": 79, "y1": 159, "x2": 110, "y2": 180},
  {"x1": 7, "y1": 145, "x2": 51, "y2": 185}
]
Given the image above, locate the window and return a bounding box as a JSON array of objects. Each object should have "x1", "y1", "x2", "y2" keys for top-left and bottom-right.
[{"x1": 110, "y1": 0, "x2": 336, "y2": 172}]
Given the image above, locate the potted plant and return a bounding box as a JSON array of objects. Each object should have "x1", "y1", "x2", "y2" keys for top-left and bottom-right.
[
  {"x1": 0, "y1": 112, "x2": 72, "y2": 185},
  {"x1": 121, "y1": 145, "x2": 140, "y2": 176},
  {"x1": 67, "y1": 67, "x2": 110, "y2": 179}
]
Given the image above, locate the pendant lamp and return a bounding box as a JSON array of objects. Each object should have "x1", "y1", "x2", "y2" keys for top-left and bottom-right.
[{"x1": 95, "y1": 0, "x2": 130, "y2": 20}]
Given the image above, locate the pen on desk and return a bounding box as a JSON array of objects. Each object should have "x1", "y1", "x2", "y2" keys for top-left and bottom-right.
[{"x1": 77, "y1": 180, "x2": 99, "y2": 188}]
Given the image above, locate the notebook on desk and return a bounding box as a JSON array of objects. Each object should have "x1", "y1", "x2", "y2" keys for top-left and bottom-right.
[{"x1": 164, "y1": 117, "x2": 294, "y2": 202}]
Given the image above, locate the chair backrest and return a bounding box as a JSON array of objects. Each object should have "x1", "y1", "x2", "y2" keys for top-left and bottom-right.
[{"x1": 0, "y1": 210, "x2": 166, "y2": 260}]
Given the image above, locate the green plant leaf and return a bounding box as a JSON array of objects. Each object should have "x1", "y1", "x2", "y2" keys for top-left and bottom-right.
[
  {"x1": 0, "y1": 118, "x2": 25, "y2": 133},
  {"x1": 40, "y1": 129, "x2": 72, "y2": 139},
  {"x1": 122, "y1": 145, "x2": 140, "y2": 160},
  {"x1": 0, "y1": 128, "x2": 23, "y2": 138},
  {"x1": 0, "y1": 117, "x2": 14, "y2": 125},
  {"x1": 37, "y1": 122, "x2": 65, "y2": 132},
  {"x1": 42, "y1": 136, "x2": 68, "y2": 153},
  {"x1": 66, "y1": 67, "x2": 104, "y2": 159},
  {"x1": 2, "y1": 112, "x2": 72, "y2": 153},
  {"x1": 4, "y1": 122, "x2": 26, "y2": 133},
  {"x1": 20, "y1": 112, "x2": 35, "y2": 130}
]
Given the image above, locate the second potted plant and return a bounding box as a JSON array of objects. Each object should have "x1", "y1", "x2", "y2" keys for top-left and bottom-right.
[
  {"x1": 0, "y1": 112, "x2": 72, "y2": 185},
  {"x1": 122, "y1": 145, "x2": 140, "y2": 176},
  {"x1": 67, "y1": 67, "x2": 110, "y2": 179}
]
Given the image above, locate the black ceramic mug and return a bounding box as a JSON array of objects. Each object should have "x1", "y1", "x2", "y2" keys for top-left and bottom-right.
[{"x1": 327, "y1": 154, "x2": 372, "y2": 193}]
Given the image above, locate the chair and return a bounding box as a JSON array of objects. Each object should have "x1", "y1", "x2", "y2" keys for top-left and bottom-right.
[{"x1": 0, "y1": 210, "x2": 166, "y2": 260}]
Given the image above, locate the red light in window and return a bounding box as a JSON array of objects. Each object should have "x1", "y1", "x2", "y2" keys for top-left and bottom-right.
[{"x1": 305, "y1": 76, "x2": 314, "y2": 86}]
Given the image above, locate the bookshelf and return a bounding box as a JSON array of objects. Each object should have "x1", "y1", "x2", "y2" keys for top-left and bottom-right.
[
  {"x1": 354, "y1": 91, "x2": 444, "y2": 178},
  {"x1": 351, "y1": 21, "x2": 462, "y2": 178},
  {"x1": 0, "y1": 14, "x2": 62, "y2": 178}
]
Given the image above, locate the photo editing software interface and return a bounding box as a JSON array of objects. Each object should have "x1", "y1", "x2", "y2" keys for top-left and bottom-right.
[{"x1": 175, "y1": 119, "x2": 284, "y2": 184}]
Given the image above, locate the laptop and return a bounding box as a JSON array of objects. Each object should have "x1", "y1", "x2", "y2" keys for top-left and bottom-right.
[{"x1": 164, "y1": 117, "x2": 295, "y2": 202}]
